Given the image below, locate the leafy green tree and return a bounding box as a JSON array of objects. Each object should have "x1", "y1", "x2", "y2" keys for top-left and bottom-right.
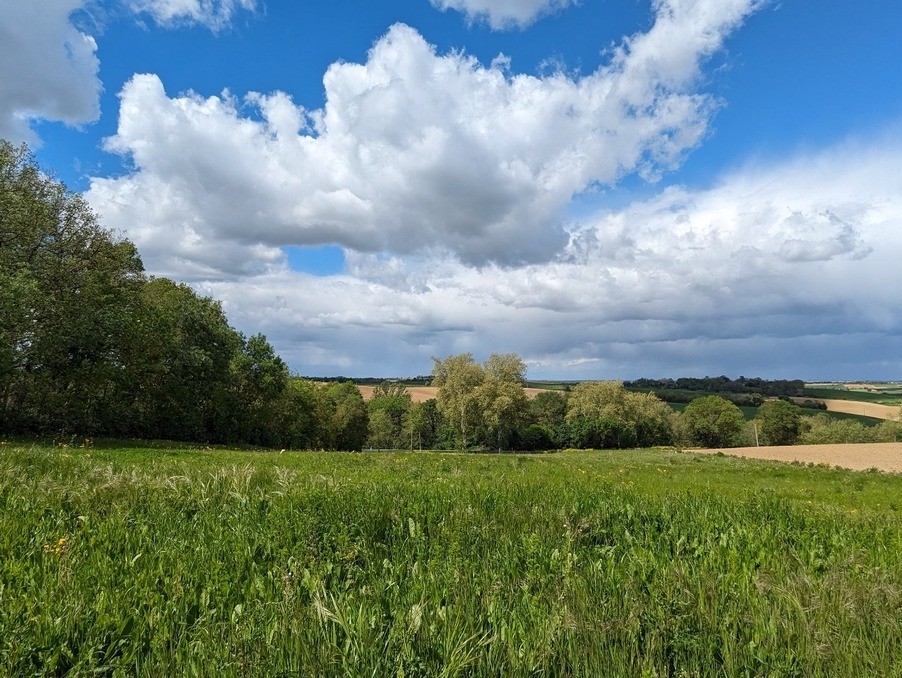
[
  {"x1": 568, "y1": 417, "x2": 633, "y2": 450},
  {"x1": 228, "y1": 333, "x2": 290, "y2": 446},
  {"x1": 483, "y1": 353, "x2": 526, "y2": 383},
  {"x1": 755, "y1": 400, "x2": 802, "y2": 446},
  {"x1": 0, "y1": 139, "x2": 324, "y2": 448},
  {"x1": 476, "y1": 376, "x2": 528, "y2": 450},
  {"x1": 799, "y1": 414, "x2": 876, "y2": 445},
  {"x1": 0, "y1": 140, "x2": 146, "y2": 434},
  {"x1": 566, "y1": 381, "x2": 676, "y2": 448},
  {"x1": 432, "y1": 354, "x2": 485, "y2": 450},
  {"x1": 320, "y1": 381, "x2": 369, "y2": 451},
  {"x1": 524, "y1": 391, "x2": 568, "y2": 448},
  {"x1": 403, "y1": 399, "x2": 441, "y2": 450},
  {"x1": 366, "y1": 381, "x2": 411, "y2": 449},
  {"x1": 514, "y1": 424, "x2": 556, "y2": 451},
  {"x1": 274, "y1": 378, "x2": 322, "y2": 449},
  {"x1": 681, "y1": 396, "x2": 746, "y2": 448},
  {"x1": 529, "y1": 391, "x2": 567, "y2": 429},
  {"x1": 432, "y1": 353, "x2": 528, "y2": 450},
  {"x1": 366, "y1": 409, "x2": 395, "y2": 449},
  {"x1": 129, "y1": 278, "x2": 241, "y2": 442}
]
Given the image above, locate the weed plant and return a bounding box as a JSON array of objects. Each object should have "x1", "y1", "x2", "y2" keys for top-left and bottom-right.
[{"x1": 1, "y1": 445, "x2": 900, "y2": 675}]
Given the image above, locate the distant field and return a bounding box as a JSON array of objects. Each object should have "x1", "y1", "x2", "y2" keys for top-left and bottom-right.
[
  {"x1": 804, "y1": 386, "x2": 902, "y2": 406},
  {"x1": 797, "y1": 398, "x2": 901, "y2": 421},
  {"x1": 2, "y1": 444, "x2": 901, "y2": 674},
  {"x1": 696, "y1": 442, "x2": 902, "y2": 473},
  {"x1": 666, "y1": 401, "x2": 882, "y2": 426}
]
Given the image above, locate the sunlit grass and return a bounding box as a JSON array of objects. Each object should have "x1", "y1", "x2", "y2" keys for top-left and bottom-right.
[{"x1": 1, "y1": 444, "x2": 900, "y2": 674}]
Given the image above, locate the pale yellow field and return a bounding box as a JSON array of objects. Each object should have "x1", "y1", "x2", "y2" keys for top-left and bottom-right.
[
  {"x1": 800, "y1": 398, "x2": 901, "y2": 421},
  {"x1": 694, "y1": 442, "x2": 902, "y2": 473}
]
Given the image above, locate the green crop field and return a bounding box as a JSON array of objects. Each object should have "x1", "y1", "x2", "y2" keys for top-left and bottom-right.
[
  {"x1": 804, "y1": 387, "x2": 902, "y2": 406},
  {"x1": 665, "y1": 402, "x2": 882, "y2": 427},
  {"x1": 2, "y1": 443, "x2": 901, "y2": 675}
]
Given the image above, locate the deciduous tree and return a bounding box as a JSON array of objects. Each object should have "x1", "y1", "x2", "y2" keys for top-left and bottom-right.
[
  {"x1": 755, "y1": 400, "x2": 802, "y2": 446},
  {"x1": 681, "y1": 396, "x2": 746, "y2": 448}
]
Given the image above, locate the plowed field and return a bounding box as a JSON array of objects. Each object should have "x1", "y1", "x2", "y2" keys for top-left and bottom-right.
[
  {"x1": 696, "y1": 442, "x2": 902, "y2": 472},
  {"x1": 811, "y1": 398, "x2": 900, "y2": 420}
]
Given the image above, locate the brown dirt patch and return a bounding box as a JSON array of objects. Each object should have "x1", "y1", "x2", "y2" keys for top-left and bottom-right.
[
  {"x1": 694, "y1": 442, "x2": 902, "y2": 473},
  {"x1": 800, "y1": 398, "x2": 900, "y2": 420}
]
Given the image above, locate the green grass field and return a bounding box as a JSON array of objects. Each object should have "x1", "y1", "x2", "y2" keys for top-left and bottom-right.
[
  {"x1": 804, "y1": 387, "x2": 902, "y2": 406},
  {"x1": 2, "y1": 443, "x2": 900, "y2": 675},
  {"x1": 665, "y1": 402, "x2": 882, "y2": 427}
]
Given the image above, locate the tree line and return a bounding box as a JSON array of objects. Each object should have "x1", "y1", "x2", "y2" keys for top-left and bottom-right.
[
  {"x1": 368, "y1": 357, "x2": 902, "y2": 451},
  {"x1": 626, "y1": 376, "x2": 807, "y2": 397},
  {"x1": 0, "y1": 140, "x2": 372, "y2": 449}
]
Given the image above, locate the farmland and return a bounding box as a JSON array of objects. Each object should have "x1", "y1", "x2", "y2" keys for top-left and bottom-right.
[
  {"x1": 2, "y1": 443, "x2": 901, "y2": 675},
  {"x1": 805, "y1": 383, "x2": 902, "y2": 405}
]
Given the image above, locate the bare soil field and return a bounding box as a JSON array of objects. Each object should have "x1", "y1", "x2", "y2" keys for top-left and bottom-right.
[
  {"x1": 804, "y1": 398, "x2": 900, "y2": 420},
  {"x1": 357, "y1": 385, "x2": 549, "y2": 402},
  {"x1": 695, "y1": 442, "x2": 902, "y2": 473}
]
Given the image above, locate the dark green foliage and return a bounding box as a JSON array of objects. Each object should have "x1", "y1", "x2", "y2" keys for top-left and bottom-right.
[
  {"x1": 803, "y1": 387, "x2": 901, "y2": 404},
  {"x1": 628, "y1": 376, "x2": 806, "y2": 398},
  {"x1": 756, "y1": 399, "x2": 803, "y2": 446},
  {"x1": 320, "y1": 382, "x2": 369, "y2": 451},
  {"x1": 0, "y1": 140, "x2": 365, "y2": 449},
  {"x1": 0, "y1": 141, "x2": 145, "y2": 434},
  {"x1": 513, "y1": 423, "x2": 556, "y2": 450},
  {"x1": 681, "y1": 395, "x2": 747, "y2": 448},
  {"x1": 402, "y1": 399, "x2": 442, "y2": 450},
  {"x1": 127, "y1": 278, "x2": 241, "y2": 442},
  {"x1": 567, "y1": 416, "x2": 637, "y2": 449},
  {"x1": 366, "y1": 381, "x2": 411, "y2": 449}
]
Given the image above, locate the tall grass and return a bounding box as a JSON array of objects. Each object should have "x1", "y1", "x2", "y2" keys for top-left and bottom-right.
[{"x1": 1, "y1": 445, "x2": 900, "y2": 675}]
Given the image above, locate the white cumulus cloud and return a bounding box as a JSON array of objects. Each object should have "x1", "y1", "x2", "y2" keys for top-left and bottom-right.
[
  {"x1": 196, "y1": 132, "x2": 902, "y2": 379},
  {"x1": 0, "y1": 0, "x2": 101, "y2": 143},
  {"x1": 430, "y1": 0, "x2": 578, "y2": 29},
  {"x1": 88, "y1": 0, "x2": 762, "y2": 277},
  {"x1": 125, "y1": 0, "x2": 258, "y2": 30}
]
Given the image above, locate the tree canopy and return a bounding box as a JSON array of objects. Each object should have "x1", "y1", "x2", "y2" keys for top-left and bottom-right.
[
  {"x1": 681, "y1": 396, "x2": 747, "y2": 449},
  {"x1": 0, "y1": 140, "x2": 362, "y2": 450},
  {"x1": 755, "y1": 400, "x2": 802, "y2": 446}
]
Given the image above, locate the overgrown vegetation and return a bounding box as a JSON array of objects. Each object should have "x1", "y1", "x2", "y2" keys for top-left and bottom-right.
[{"x1": 2, "y1": 443, "x2": 900, "y2": 675}]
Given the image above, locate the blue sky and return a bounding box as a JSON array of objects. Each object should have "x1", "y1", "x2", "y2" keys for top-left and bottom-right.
[{"x1": 3, "y1": 0, "x2": 902, "y2": 379}]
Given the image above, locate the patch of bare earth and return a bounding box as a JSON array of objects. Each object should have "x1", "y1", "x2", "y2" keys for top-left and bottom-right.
[
  {"x1": 795, "y1": 397, "x2": 900, "y2": 420},
  {"x1": 694, "y1": 442, "x2": 902, "y2": 473}
]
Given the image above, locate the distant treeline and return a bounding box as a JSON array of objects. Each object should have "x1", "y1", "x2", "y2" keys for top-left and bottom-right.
[
  {"x1": 626, "y1": 376, "x2": 806, "y2": 402},
  {"x1": 307, "y1": 376, "x2": 432, "y2": 386}
]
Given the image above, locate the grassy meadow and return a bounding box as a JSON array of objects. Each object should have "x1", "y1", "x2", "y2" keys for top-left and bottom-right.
[
  {"x1": 804, "y1": 386, "x2": 902, "y2": 406},
  {"x1": 665, "y1": 401, "x2": 882, "y2": 427},
  {"x1": 2, "y1": 442, "x2": 901, "y2": 675}
]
